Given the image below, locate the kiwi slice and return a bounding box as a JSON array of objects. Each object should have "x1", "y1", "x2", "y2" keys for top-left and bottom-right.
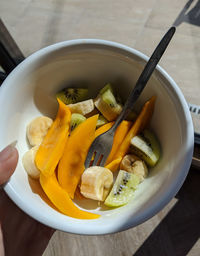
[
  {"x1": 96, "y1": 115, "x2": 108, "y2": 128},
  {"x1": 104, "y1": 170, "x2": 140, "y2": 207},
  {"x1": 101, "y1": 89, "x2": 118, "y2": 108},
  {"x1": 70, "y1": 113, "x2": 86, "y2": 131},
  {"x1": 100, "y1": 84, "x2": 117, "y2": 107},
  {"x1": 100, "y1": 83, "x2": 123, "y2": 106},
  {"x1": 94, "y1": 84, "x2": 122, "y2": 121},
  {"x1": 100, "y1": 83, "x2": 114, "y2": 95},
  {"x1": 56, "y1": 88, "x2": 88, "y2": 105},
  {"x1": 130, "y1": 129, "x2": 161, "y2": 167}
]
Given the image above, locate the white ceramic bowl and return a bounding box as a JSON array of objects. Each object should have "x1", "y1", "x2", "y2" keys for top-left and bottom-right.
[{"x1": 0, "y1": 39, "x2": 194, "y2": 235}]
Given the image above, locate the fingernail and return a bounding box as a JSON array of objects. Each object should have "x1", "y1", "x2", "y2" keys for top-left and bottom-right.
[{"x1": 0, "y1": 141, "x2": 18, "y2": 162}]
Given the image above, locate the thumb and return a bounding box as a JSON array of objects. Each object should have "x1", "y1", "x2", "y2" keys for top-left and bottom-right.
[{"x1": 0, "y1": 143, "x2": 19, "y2": 185}]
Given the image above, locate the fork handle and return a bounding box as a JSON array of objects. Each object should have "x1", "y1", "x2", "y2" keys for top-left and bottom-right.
[{"x1": 109, "y1": 26, "x2": 176, "y2": 134}]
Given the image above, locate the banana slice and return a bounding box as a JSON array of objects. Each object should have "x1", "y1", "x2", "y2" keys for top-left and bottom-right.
[
  {"x1": 22, "y1": 145, "x2": 40, "y2": 179},
  {"x1": 120, "y1": 154, "x2": 148, "y2": 182},
  {"x1": 68, "y1": 99, "x2": 94, "y2": 116},
  {"x1": 80, "y1": 166, "x2": 113, "y2": 201},
  {"x1": 27, "y1": 116, "x2": 53, "y2": 146}
]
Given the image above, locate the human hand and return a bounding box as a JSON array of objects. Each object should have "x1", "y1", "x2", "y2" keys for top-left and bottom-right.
[
  {"x1": 0, "y1": 144, "x2": 55, "y2": 256},
  {"x1": 0, "y1": 142, "x2": 18, "y2": 185}
]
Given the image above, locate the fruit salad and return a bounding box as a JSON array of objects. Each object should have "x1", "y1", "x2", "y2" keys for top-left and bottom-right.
[{"x1": 22, "y1": 84, "x2": 161, "y2": 219}]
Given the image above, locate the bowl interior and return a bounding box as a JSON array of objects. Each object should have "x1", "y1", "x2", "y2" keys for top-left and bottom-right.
[{"x1": 0, "y1": 40, "x2": 193, "y2": 235}]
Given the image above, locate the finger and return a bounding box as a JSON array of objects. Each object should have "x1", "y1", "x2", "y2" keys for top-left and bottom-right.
[{"x1": 0, "y1": 144, "x2": 19, "y2": 185}]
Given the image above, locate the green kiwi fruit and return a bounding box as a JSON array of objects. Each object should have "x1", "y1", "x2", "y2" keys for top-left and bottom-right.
[
  {"x1": 100, "y1": 83, "x2": 114, "y2": 95},
  {"x1": 70, "y1": 113, "x2": 86, "y2": 131},
  {"x1": 94, "y1": 84, "x2": 122, "y2": 121},
  {"x1": 130, "y1": 129, "x2": 161, "y2": 167},
  {"x1": 104, "y1": 170, "x2": 140, "y2": 207},
  {"x1": 56, "y1": 88, "x2": 88, "y2": 105},
  {"x1": 101, "y1": 89, "x2": 118, "y2": 108},
  {"x1": 100, "y1": 84, "x2": 118, "y2": 107},
  {"x1": 96, "y1": 115, "x2": 108, "y2": 128}
]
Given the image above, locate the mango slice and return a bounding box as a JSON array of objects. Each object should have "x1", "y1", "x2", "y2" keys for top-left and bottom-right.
[
  {"x1": 40, "y1": 172, "x2": 100, "y2": 219},
  {"x1": 35, "y1": 99, "x2": 71, "y2": 176},
  {"x1": 111, "y1": 96, "x2": 156, "y2": 169},
  {"x1": 57, "y1": 114, "x2": 99, "y2": 199}
]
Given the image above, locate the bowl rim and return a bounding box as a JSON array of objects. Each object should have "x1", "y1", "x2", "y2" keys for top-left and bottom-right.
[{"x1": 1, "y1": 38, "x2": 194, "y2": 235}]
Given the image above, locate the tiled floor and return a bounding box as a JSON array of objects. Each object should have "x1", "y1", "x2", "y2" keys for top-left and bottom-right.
[{"x1": 1, "y1": 0, "x2": 200, "y2": 255}]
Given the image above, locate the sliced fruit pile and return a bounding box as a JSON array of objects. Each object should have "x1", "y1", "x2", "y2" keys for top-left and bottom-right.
[{"x1": 23, "y1": 84, "x2": 161, "y2": 219}]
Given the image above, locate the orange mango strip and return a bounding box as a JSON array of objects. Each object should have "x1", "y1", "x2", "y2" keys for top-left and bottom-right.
[
  {"x1": 94, "y1": 121, "x2": 132, "y2": 170},
  {"x1": 57, "y1": 114, "x2": 99, "y2": 199},
  {"x1": 105, "y1": 157, "x2": 122, "y2": 172},
  {"x1": 105, "y1": 120, "x2": 132, "y2": 165},
  {"x1": 106, "y1": 96, "x2": 156, "y2": 171},
  {"x1": 35, "y1": 99, "x2": 71, "y2": 176},
  {"x1": 94, "y1": 122, "x2": 114, "y2": 138},
  {"x1": 40, "y1": 171, "x2": 100, "y2": 219}
]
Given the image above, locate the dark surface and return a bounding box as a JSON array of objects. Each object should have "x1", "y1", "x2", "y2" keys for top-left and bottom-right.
[
  {"x1": 134, "y1": 167, "x2": 200, "y2": 256},
  {"x1": 0, "y1": 18, "x2": 24, "y2": 75}
]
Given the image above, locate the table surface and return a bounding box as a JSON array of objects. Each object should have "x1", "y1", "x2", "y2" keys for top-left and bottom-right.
[{"x1": 0, "y1": 0, "x2": 200, "y2": 255}]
